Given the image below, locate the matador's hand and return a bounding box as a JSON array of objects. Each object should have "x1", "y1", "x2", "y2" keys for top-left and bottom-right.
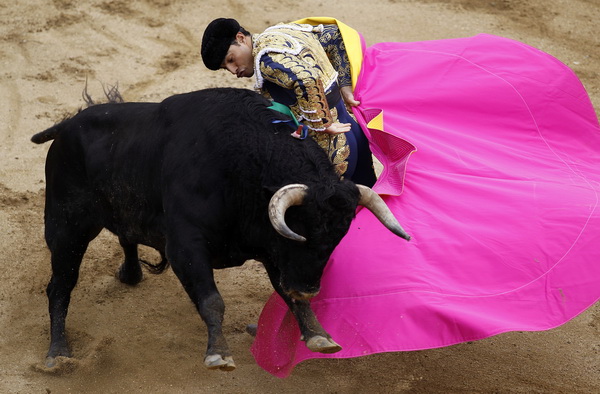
[
  {"x1": 340, "y1": 86, "x2": 360, "y2": 107},
  {"x1": 324, "y1": 122, "x2": 351, "y2": 135}
]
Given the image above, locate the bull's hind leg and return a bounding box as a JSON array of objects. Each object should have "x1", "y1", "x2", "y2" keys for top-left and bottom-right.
[
  {"x1": 116, "y1": 238, "x2": 143, "y2": 285},
  {"x1": 45, "y1": 223, "x2": 101, "y2": 367},
  {"x1": 42, "y1": 132, "x2": 103, "y2": 368}
]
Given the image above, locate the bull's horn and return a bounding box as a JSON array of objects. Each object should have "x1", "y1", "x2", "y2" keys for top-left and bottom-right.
[
  {"x1": 357, "y1": 184, "x2": 411, "y2": 241},
  {"x1": 269, "y1": 184, "x2": 309, "y2": 242}
]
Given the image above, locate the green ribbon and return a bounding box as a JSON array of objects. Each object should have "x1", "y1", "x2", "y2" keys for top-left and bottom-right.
[{"x1": 268, "y1": 101, "x2": 300, "y2": 127}]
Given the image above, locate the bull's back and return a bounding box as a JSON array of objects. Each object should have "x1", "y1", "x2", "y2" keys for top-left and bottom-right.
[{"x1": 40, "y1": 101, "x2": 168, "y2": 245}]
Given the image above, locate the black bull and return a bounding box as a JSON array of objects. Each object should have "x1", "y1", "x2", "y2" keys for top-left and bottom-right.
[{"x1": 32, "y1": 87, "x2": 410, "y2": 371}]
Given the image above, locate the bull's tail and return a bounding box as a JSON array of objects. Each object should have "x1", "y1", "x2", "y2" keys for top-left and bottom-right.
[
  {"x1": 31, "y1": 123, "x2": 63, "y2": 144},
  {"x1": 31, "y1": 81, "x2": 124, "y2": 145},
  {"x1": 139, "y1": 257, "x2": 170, "y2": 275}
]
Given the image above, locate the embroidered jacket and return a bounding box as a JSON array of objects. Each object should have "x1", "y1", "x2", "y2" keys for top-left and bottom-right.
[{"x1": 252, "y1": 23, "x2": 353, "y2": 175}]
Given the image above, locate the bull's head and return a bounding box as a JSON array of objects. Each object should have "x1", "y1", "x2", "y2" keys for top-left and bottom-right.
[{"x1": 267, "y1": 183, "x2": 410, "y2": 300}]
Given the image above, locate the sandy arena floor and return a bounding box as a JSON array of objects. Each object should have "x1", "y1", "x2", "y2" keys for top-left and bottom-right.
[{"x1": 1, "y1": 0, "x2": 599, "y2": 392}]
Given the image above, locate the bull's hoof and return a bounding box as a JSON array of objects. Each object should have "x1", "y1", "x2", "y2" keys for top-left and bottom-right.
[
  {"x1": 46, "y1": 345, "x2": 71, "y2": 368},
  {"x1": 44, "y1": 354, "x2": 72, "y2": 369},
  {"x1": 204, "y1": 354, "x2": 236, "y2": 371},
  {"x1": 245, "y1": 324, "x2": 258, "y2": 337},
  {"x1": 306, "y1": 335, "x2": 342, "y2": 354},
  {"x1": 45, "y1": 356, "x2": 59, "y2": 368}
]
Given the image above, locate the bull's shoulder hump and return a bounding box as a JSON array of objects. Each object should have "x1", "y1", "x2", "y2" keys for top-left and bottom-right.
[{"x1": 159, "y1": 88, "x2": 264, "y2": 107}]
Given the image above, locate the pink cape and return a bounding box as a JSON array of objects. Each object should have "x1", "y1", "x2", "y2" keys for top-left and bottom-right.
[{"x1": 250, "y1": 34, "x2": 600, "y2": 377}]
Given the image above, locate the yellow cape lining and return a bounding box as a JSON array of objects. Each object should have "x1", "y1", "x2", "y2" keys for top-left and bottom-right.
[{"x1": 292, "y1": 17, "x2": 363, "y2": 90}]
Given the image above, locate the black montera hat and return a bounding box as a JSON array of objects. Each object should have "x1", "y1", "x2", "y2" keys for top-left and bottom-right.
[{"x1": 201, "y1": 18, "x2": 241, "y2": 70}]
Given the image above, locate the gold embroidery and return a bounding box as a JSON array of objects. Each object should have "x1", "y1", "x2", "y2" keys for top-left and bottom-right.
[
  {"x1": 261, "y1": 62, "x2": 295, "y2": 88},
  {"x1": 296, "y1": 79, "x2": 331, "y2": 129},
  {"x1": 253, "y1": 25, "x2": 338, "y2": 90},
  {"x1": 330, "y1": 106, "x2": 338, "y2": 122},
  {"x1": 310, "y1": 130, "x2": 349, "y2": 176},
  {"x1": 319, "y1": 25, "x2": 352, "y2": 88}
]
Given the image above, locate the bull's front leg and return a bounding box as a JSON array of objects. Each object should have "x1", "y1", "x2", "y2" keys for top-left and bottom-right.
[
  {"x1": 263, "y1": 264, "x2": 341, "y2": 354},
  {"x1": 166, "y1": 238, "x2": 235, "y2": 371},
  {"x1": 288, "y1": 298, "x2": 342, "y2": 354}
]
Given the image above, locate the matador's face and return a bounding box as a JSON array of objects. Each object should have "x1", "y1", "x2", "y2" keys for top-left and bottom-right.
[{"x1": 221, "y1": 32, "x2": 254, "y2": 78}]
